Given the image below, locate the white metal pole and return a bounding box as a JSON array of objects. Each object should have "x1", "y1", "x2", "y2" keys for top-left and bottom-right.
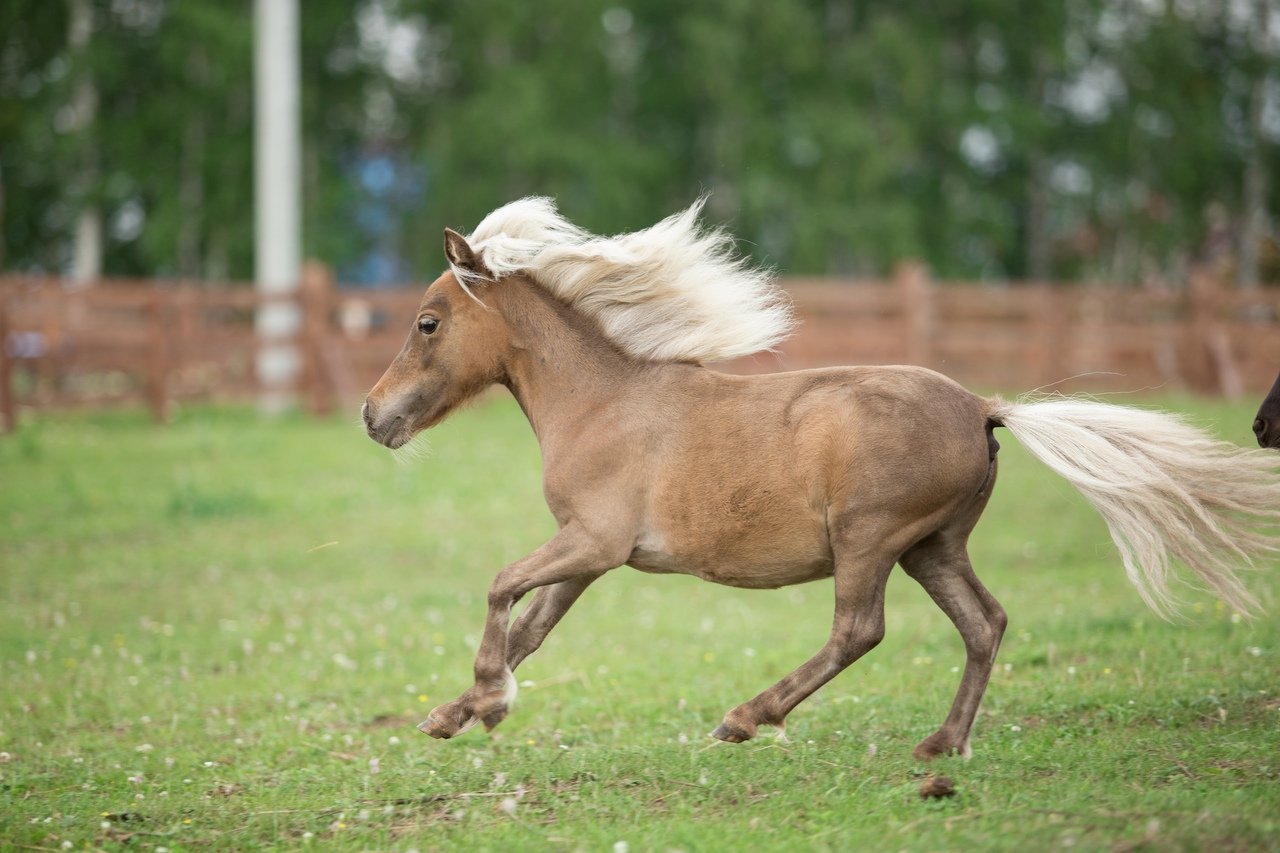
[
  {"x1": 69, "y1": 0, "x2": 100, "y2": 286},
  {"x1": 254, "y1": 0, "x2": 302, "y2": 413}
]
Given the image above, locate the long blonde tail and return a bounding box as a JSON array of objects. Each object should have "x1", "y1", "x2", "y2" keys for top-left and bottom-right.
[{"x1": 990, "y1": 397, "x2": 1280, "y2": 617}]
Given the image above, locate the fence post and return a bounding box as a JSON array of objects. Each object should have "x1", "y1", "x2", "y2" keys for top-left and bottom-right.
[
  {"x1": 147, "y1": 290, "x2": 170, "y2": 423},
  {"x1": 1030, "y1": 283, "x2": 1061, "y2": 390},
  {"x1": 41, "y1": 284, "x2": 63, "y2": 398},
  {"x1": 896, "y1": 262, "x2": 932, "y2": 367},
  {"x1": 300, "y1": 261, "x2": 335, "y2": 417},
  {"x1": 0, "y1": 286, "x2": 15, "y2": 434}
]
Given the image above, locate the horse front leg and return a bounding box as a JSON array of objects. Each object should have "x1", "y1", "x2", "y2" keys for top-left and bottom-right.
[
  {"x1": 505, "y1": 576, "x2": 598, "y2": 671},
  {"x1": 418, "y1": 525, "x2": 619, "y2": 739}
]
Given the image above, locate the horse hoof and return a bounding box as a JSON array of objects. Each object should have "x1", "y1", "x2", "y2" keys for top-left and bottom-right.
[
  {"x1": 710, "y1": 722, "x2": 754, "y2": 743},
  {"x1": 417, "y1": 713, "x2": 455, "y2": 739},
  {"x1": 912, "y1": 732, "x2": 969, "y2": 761},
  {"x1": 912, "y1": 741, "x2": 941, "y2": 761}
]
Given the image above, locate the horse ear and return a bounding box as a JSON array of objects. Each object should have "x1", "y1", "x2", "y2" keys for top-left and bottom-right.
[{"x1": 443, "y1": 228, "x2": 490, "y2": 280}]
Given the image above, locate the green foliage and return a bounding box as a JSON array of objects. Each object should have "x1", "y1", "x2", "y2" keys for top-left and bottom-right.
[
  {"x1": 1, "y1": 1, "x2": 1277, "y2": 281},
  {"x1": 1, "y1": 396, "x2": 1277, "y2": 849}
]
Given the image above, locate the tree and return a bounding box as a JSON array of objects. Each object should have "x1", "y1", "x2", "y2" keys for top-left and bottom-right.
[{"x1": 0, "y1": 0, "x2": 1274, "y2": 285}]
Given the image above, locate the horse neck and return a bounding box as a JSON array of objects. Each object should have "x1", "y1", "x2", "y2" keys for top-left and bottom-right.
[{"x1": 494, "y1": 277, "x2": 644, "y2": 440}]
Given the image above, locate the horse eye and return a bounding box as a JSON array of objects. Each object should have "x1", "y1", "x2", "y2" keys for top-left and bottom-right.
[{"x1": 418, "y1": 316, "x2": 440, "y2": 336}]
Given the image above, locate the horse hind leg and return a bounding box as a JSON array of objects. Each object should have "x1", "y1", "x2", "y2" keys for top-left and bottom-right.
[
  {"x1": 900, "y1": 533, "x2": 1007, "y2": 760},
  {"x1": 711, "y1": 540, "x2": 897, "y2": 744}
]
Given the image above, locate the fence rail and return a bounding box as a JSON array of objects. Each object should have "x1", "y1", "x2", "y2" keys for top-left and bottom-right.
[{"x1": 2, "y1": 265, "x2": 1278, "y2": 432}]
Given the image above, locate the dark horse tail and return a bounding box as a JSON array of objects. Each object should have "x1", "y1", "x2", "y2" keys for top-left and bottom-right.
[{"x1": 985, "y1": 397, "x2": 1280, "y2": 618}]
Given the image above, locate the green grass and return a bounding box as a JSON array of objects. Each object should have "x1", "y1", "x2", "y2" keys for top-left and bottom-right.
[{"x1": 1, "y1": 394, "x2": 1277, "y2": 851}]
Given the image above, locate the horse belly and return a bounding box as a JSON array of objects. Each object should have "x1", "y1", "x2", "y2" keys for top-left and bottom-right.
[{"x1": 628, "y1": 514, "x2": 834, "y2": 589}]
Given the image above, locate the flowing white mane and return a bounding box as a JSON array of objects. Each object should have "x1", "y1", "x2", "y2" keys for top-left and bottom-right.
[{"x1": 451, "y1": 197, "x2": 795, "y2": 364}]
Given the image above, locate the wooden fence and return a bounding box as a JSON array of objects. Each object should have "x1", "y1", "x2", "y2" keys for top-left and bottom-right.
[{"x1": 2, "y1": 264, "x2": 1278, "y2": 433}]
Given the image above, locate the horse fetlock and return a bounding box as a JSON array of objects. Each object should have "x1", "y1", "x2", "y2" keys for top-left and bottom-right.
[
  {"x1": 471, "y1": 687, "x2": 510, "y2": 727},
  {"x1": 481, "y1": 704, "x2": 509, "y2": 731}
]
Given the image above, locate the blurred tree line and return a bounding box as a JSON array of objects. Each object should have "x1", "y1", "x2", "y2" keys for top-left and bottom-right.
[{"x1": 1, "y1": 0, "x2": 1278, "y2": 285}]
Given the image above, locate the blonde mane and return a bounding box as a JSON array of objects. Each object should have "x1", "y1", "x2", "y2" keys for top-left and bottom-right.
[{"x1": 450, "y1": 197, "x2": 794, "y2": 364}]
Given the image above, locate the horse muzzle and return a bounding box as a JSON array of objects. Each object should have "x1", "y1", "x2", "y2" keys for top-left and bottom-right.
[{"x1": 362, "y1": 398, "x2": 411, "y2": 449}]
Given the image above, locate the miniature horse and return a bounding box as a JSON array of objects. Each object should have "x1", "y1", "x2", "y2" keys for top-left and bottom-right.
[
  {"x1": 1255, "y1": 371, "x2": 1280, "y2": 448},
  {"x1": 364, "y1": 199, "x2": 1280, "y2": 759}
]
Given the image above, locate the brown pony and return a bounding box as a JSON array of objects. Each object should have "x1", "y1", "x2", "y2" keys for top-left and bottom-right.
[
  {"x1": 1255, "y1": 370, "x2": 1280, "y2": 448},
  {"x1": 364, "y1": 199, "x2": 1280, "y2": 759}
]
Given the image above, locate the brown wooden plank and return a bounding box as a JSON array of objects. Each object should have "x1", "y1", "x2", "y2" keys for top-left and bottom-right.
[{"x1": 0, "y1": 287, "x2": 15, "y2": 433}]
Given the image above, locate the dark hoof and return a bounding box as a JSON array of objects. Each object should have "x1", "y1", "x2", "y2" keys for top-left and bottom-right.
[
  {"x1": 912, "y1": 731, "x2": 970, "y2": 761},
  {"x1": 710, "y1": 722, "x2": 755, "y2": 743}
]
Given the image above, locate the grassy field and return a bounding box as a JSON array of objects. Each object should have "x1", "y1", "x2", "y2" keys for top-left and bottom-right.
[{"x1": 1, "y1": 393, "x2": 1278, "y2": 851}]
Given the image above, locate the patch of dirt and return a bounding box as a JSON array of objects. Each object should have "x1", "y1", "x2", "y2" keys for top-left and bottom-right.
[
  {"x1": 919, "y1": 775, "x2": 957, "y2": 799},
  {"x1": 364, "y1": 711, "x2": 416, "y2": 729}
]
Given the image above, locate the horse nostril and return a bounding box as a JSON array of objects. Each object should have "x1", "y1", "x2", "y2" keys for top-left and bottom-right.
[
  {"x1": 1254, "y1": 418, "x2": 1269, "y2": 447},
  {"x1": 362, "y1": 400, "x2": 376, "y2": 429}
]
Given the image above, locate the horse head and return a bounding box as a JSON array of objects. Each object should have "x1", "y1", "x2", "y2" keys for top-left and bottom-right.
[{"x1": 362, "y1": 229, "x2": 510, "y2": 449}]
